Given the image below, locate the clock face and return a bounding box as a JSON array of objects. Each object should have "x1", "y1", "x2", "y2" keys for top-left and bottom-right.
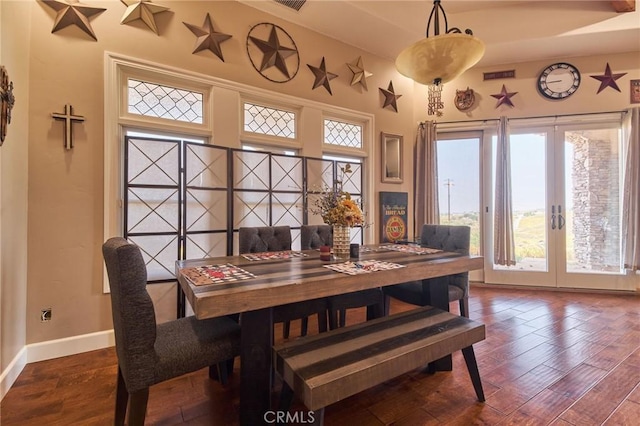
[{"x1": 538, "y1": 63, "x2": 580, "y2": 100}]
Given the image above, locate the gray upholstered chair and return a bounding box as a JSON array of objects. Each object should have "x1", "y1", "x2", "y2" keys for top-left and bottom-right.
[
  {"x1": 102, "y1": 237, "x2": 241, "y2": 426},
  {"x1": 382, "y1": 224, "x2": 471, "y2": 317},
  {"x1": 300, "y1": 224, "x2": 385, "y2": 329},
  {"x1": 238, "y1": 226, "x2": 328, "y2": 338}
]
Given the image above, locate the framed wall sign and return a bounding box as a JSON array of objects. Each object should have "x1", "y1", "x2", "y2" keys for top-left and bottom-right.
[
  {"x1": 379, "y1": 192, "x2": 408, "y2": 243},
  {"x1": 381, "y1": 132, "x2": 403, "y2": 183}
]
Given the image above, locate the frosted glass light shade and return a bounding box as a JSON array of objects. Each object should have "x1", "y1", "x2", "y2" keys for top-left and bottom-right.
[{"x1": 395, "y1": 33, "x2": 485, "y2": 85}]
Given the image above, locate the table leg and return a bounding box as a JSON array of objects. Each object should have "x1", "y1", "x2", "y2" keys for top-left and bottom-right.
[
  {"x1": 426, "y1": 276, "x2": 453, "y2": 371},
  {"x1": 240, "y1": 307, "x2": 273, "y2": 426}
]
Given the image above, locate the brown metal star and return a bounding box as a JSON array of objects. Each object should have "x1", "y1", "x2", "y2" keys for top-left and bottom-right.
[
  {"x1": 379, "y1": 81, "x2": 402, "y2": 112},
  {"x1": 183, "y1": 13, "x2": 232, "y2": 62},
  {"x1": 590, "y1": 63, "x2": 627, "y2": 94},
  {"x1": 120, "y1": 0, "x2": 170, "y2": 35},
  {"x1": 307, "y1": 57, "x2": 338, "y2": 95},
  {"x1": 347, "y1": 56, "x2": 373, "y2": 91},
  {"x1": 42, "y1": 0, "x2": 106, "y2": 41},
  {"x1": 491, "y1": 85, "x2": 518, "y2": 108},
  {"x1": 249, "y1": 24, "x2": 298, "y2": 79}
]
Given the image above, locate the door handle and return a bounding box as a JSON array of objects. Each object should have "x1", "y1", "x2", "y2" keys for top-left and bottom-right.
[
  {"x1": 558, "y1": 205, "x2": 565, "y2": 230},
  {"x1": 551, "y1": 205, "x2": 556, "y2": 230}
]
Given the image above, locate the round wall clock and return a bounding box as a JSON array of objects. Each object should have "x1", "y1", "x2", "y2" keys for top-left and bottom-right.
[{"x1": 537, "y1": 62, "x2": 580, "y2": 100}]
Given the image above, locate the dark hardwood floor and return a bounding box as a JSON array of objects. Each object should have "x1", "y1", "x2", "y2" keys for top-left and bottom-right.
[{"x1": 2, "y1": 285, "x2": 639, "y2": 425}]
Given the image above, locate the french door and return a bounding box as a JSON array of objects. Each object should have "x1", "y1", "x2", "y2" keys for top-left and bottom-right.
[{"x1": 484, "y1": 122, "x2": 634, "y2": 291}]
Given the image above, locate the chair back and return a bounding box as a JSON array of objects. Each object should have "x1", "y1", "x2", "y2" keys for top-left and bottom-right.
[
  {"x1": 300, "y1": 224, "x2": 332, "y2": 250},
  {"x1": 420, "y1": 224, "x2": 470, "y2": 294},
  {"x1": 238, "y1": 226, "x2": 292, "y2": 253},
  {"x1": 102, "y1": 237, "x2": 158, "y2": 390}
]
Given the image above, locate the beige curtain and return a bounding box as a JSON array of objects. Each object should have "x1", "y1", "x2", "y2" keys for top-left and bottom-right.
[
  {"x1": 414, "y1": 121, "x2": 439, "y2": 238},
  {"x1": 494, "y1": 116, "x2": 516, "y2": 266},
  {"x1": 622, "y1": 107, "x2": 640, "y2": 279}
]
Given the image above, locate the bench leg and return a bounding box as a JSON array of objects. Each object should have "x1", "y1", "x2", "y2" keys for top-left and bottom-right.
[
  {"x1": 312, "y1": 408, "x2": 324, "y2": 425},
  {"x1": 461, "y1": 345, "x2": 485, "y2": 402},
  {"x1": 278, "y1": 382, "x2": 295, "y2": 411}
]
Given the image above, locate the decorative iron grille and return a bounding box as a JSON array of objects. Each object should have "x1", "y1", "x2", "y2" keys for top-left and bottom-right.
[{"x1": 124, "y1": 137, "x2": 363, "y2": 315}]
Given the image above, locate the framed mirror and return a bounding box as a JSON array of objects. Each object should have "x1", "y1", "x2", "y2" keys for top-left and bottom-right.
[{"x1": 381, "y1": 132, "x2": 403, "y2": 183}]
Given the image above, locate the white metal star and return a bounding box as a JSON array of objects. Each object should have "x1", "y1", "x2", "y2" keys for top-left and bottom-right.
[
  {"x1": 347, "y1": 56, "x2": 373, "y2": 91},
  {"x1": 120, "y1": 0, "x2": 170, "y2": 35}
]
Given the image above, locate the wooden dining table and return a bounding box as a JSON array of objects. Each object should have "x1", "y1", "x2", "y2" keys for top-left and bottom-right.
[{"x1": 176, "y1": 245, "x2": 483, "y2": 426}]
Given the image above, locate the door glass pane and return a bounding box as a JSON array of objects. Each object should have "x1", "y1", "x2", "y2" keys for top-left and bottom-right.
[
  {"x1": 564, "y1": 128, "x2": 622, "y2": 274},
  {"x1": 436, "y1": 137, "x2": 481, "y2": 255},
  {"x1": 493, "y1": 133, "x2": 548, "y2": 271}
]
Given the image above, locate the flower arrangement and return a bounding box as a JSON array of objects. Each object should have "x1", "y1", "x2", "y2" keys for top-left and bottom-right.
[{"x1": 310, "y1": 186, "x2": 365, "y2": 227}]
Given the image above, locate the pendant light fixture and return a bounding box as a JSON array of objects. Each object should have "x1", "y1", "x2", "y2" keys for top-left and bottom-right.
[{"x1": 395, "y1": 0, "x2": 485, "y2": 116}]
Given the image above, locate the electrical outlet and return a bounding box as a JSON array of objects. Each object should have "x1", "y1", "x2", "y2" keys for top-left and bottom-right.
[{"x1": 41, "y1": 308, "x2": 52, "y2": 322}]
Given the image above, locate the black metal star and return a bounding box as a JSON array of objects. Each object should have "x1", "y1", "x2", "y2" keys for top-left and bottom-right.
[
  {"x1": 183, "y1": 13, "x2": 232, "y2": 62},
  {"x1": 491, "y1": 85, "x2": 518, "y2": 108},
  {"x1": 590, "y1": 63, "x2": 627, "y2": 94},
  {"x1": 347, "y1": 56, "x2": 373, "y2": 91},
  {"x1": 42, "y1": 0, "x2": 106, "y2": 41},
  {"x1": 120, "y1": 0, "x2": 170, "y2": 35},
  {"x1": 379, "y1": 81, "x2": 402, "y2": 112},
  {"x1": 307, "y1": 57, "x2": 338, "y2": 95},
  {"x1": 249, "y1": 24, "x2": 298, "y2": 79}
]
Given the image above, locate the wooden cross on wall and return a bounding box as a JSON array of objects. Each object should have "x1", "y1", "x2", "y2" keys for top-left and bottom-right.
[{"x1": 51, "y1": 104, "x2": 85, "y2": 150}]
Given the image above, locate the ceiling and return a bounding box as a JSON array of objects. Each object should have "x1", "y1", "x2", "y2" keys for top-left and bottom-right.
[{"x1": 239, "y1": 0, "x2": 639, "y2": 68}]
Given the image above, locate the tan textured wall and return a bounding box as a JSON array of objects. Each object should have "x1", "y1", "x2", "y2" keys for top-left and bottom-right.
[
  {"x1": 24, "y1": 0, "x2": 415, "y2": 344},
  {"x1": 412, "y1": 52, "x2": 640, "y2": 122},
  {"x1": 7, "y1": 0, "x2": 640, "y2": 348},
  {"x1": 1, "y1": 0, "x2": 31, "y2": 373}
]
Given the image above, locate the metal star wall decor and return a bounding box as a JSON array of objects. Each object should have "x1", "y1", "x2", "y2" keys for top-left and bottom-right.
[
  {"x1": 120, "y1": 0, "x2": 170, "y2": 35},
  {"x1": 247, "y1": 23, "x2": 299, "y2": 83},
  {"x1": 590, "y1": 63, "x2": 627, "y2": 94},
  {"x1": 41, "y1": 0, "x2": 106, "y2": 41},
  {"x1": 491, "y1": 84, "x2": 518, "y2": 108},
  {"x1": 379, "y1": 81, "x2": 402, "y2": 112},
  {"x1": 307, "y1": 57, "x2": 338, "y2": 95},
  {"x1": 347, "y1": 56, "x2": 373, "y2": 91},
  {"x1": 183, "y1": 13, "x2": 232, "y2": 61}
]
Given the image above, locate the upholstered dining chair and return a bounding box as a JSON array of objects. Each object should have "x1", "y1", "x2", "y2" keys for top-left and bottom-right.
[
  {"x1": 238, "y1": 226, "x2": 328, "y2": 338},
  {"x1": 300, "y1": 224, "x2": 385, "y2": 329},
  {"x1": 382, "y1": 224, "x2": 471, "y2": 317},
  {"x1": 102, "y1": 237, "x2": 241, "y2": 426}
]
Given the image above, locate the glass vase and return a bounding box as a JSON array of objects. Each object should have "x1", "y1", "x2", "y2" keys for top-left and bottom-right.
[{"x1": 332, "y1": 225, "x2": 351, "y2": 261}]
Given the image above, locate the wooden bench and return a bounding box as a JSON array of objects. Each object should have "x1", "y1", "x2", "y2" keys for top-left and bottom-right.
[{"x1": 273, "y1": 306, "x2": 485, "y2": 425}]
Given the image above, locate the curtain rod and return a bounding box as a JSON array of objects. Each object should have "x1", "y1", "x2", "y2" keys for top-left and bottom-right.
[{"x1": 423, "y1": 109, "x2": 628, "y2": 126}]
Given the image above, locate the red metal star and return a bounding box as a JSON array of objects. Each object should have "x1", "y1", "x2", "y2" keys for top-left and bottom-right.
[
  {"x1": 590, "y1": 63, "x2": 627, "y2": 94},
  {"x1": 491, "y1": 85, "x2": 518, "y2": 108}
]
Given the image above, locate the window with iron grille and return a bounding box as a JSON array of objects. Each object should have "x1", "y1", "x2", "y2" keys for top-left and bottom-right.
[
  {"x1": 243, "y1": 102, "x2": 296, "y2": 139},
  {"x1": 324, "y1": 119, "x2": 363, "y2": 149},
  {"x1": 128, "y1": 79, "x2": 204, "y2": 124}
]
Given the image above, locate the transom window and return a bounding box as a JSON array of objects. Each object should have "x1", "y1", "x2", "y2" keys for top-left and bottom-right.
[
  {"x1": 243, "y1": 102, "x2": 296, "y2": 139},
  {"x1": 128, "y1": 79, "x2": 204, "y2": 124},
  {"x1": 324, "y1": 119, "x2": 362, "y2": 149}
]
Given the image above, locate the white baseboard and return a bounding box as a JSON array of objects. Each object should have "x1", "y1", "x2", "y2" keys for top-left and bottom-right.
[
  {"x1": 1, "y1": 346, "x2": 27, "y2": 401},
  {"x1": 1, "y1": 329, "x2": 115, "y2": 401}
]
